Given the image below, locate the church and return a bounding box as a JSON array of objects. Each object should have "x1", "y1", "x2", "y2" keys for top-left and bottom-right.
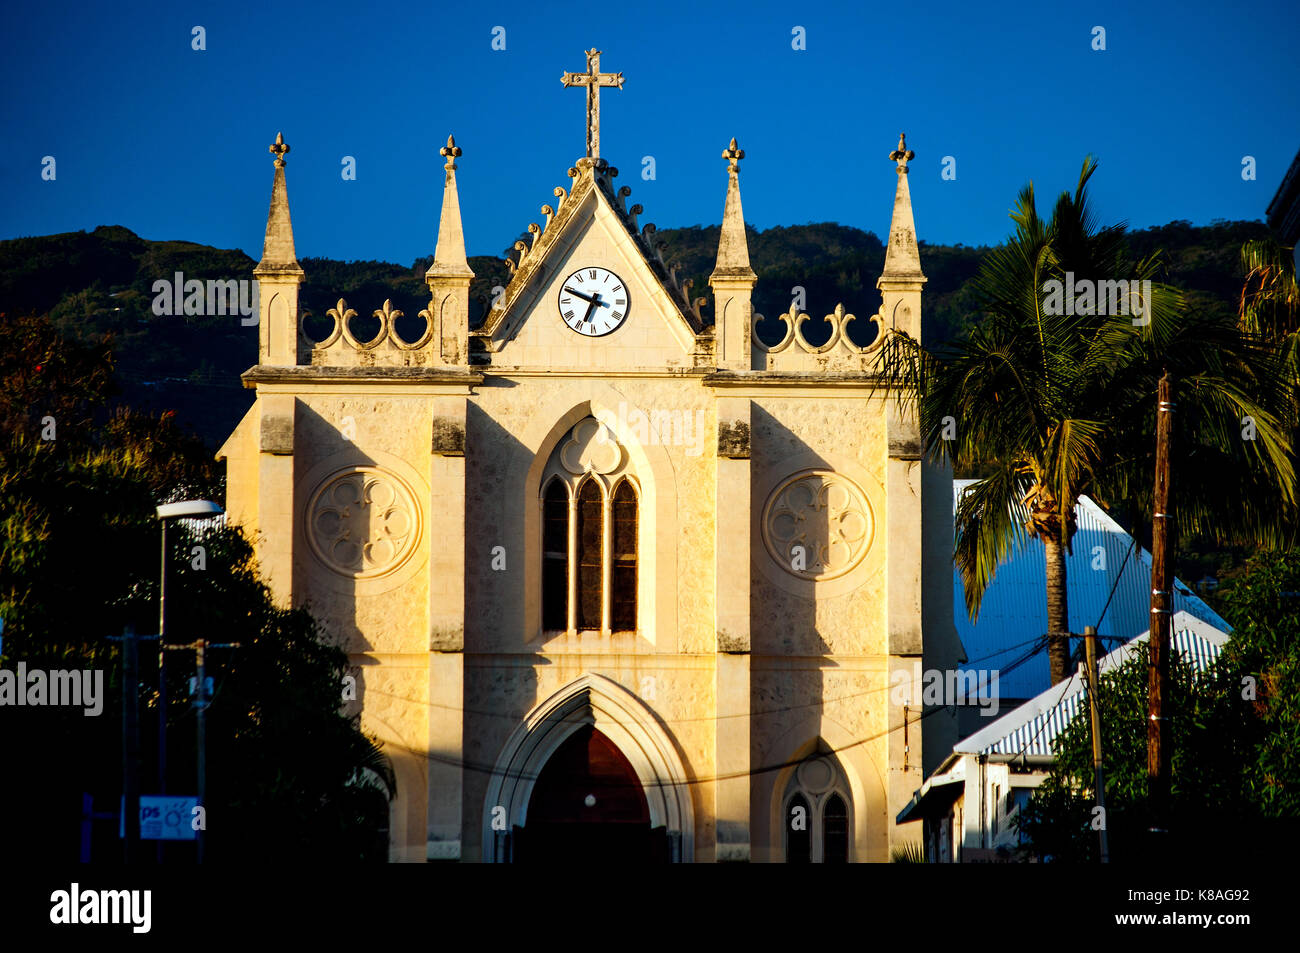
[{"x1": 218, "y1": 50, "x2": 962, "y2": 862}]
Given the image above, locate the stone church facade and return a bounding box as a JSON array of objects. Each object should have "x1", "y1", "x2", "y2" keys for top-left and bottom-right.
[{"x1": 219, "y1": 54, "x2": 961, "y2": 862}]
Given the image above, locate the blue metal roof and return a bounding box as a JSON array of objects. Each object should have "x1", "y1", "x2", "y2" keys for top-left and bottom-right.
[
  {"x1": 956, "y1": 613, "x2": 1229, "y2": 758},
  {"x1": 952, "y1": 479, "x2": 1231, "y2": 700}
]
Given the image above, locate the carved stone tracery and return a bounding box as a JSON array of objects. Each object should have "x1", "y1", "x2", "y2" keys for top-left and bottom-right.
[
  {"x1": 762, "y1": 469, "x2": 874, "y2": 580},
  {"x1": 307, "y1": 467, "x2": 420, "y2": 578}
]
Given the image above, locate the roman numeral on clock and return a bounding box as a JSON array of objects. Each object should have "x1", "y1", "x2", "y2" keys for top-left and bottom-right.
[{"x1": 563, "y1": 310, "x2": 574, "y2": 320}]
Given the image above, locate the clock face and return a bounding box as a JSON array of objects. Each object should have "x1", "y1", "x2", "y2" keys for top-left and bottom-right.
[{"x1": 557, "y1": 266, "x2": 629, "y2": 336}]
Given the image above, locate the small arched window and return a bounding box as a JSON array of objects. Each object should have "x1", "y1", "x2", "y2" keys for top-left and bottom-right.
[
  {"x1": 786, "y1": 793, "x2": 811, "y2": 864},
  {"x1": 823, "y1": 793, "x2": 848, "y2": 863},
  {"x1": 542, "y1": 480, "x2": 569, "y2": 631},
  {"x1": 577, "y1": 480, "x2": 604, "y2": 630},
  {"x1": 611, "y1": 480, "x2": 638, "y2": 632},
  {"x1": 782, "y1": 754, "x2": 852, "y2": 863}
]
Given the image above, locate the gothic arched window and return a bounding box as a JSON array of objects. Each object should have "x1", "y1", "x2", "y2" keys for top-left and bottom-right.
[
  {"x1": 782, "y1": 754, "x2": 852, "y2": 863},
  {"x1": 823, "y1": 793, "x2": 849, "y2": 863},
  {"x1": 577, "y1": 479, "x2": 604, "y2": 630},
  {"x1": 611, "y1": 480, "x2": 638, "y2": 632},
  {"x1": 542, "y1": 479, "x2": 569, "y2": 631},
  {"x1": 785, "y1": 793, "x2": 811, "y2": 864},
  {"x1": 540, "y1": 418, "x2": 640, "y2": 636}
]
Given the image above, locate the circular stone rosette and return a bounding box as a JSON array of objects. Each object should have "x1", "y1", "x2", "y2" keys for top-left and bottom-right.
[
  {"x1": 761, "y1": 469, "x2": 874, "y2": 581},
  {"x1": 306, "y1": 466, "x2": 422, "y2": 579}
]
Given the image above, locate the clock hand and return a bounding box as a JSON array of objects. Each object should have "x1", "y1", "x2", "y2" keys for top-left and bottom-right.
[
  {"x1": 581, "y1": 297, "x2": 599, "y2": 325},
  {"x1": 564, "y1": 286, "x2": 596, "y2": 303}
]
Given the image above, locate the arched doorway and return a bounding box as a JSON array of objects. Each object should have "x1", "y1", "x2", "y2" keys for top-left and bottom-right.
[
  {"x1": 513, "y1": 725, "x2": 669, "y2": 862},
  {"x1": 482, "y1": 674, "x2": 694, "y2": 862}
]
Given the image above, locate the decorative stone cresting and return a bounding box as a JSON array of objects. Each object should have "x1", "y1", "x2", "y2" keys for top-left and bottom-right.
[
  {"x1": 307, "y1": 466, "x2": 421, "y2": 578},
  {"x1": 753, "y1": 303, "x2": 884, "y2": 357},
  {"x1": 761, "y1": 469, "x2": 874, "y2": 581},
  {"x1": 306, "y1": 297, "x2": 445, "y2": 364}
]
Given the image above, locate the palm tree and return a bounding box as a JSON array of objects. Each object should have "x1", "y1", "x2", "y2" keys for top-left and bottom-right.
[
  {"x1": 875, "y1": 158, "x2": 1297, "y2": 685},
  {"x1": 1239, "y1": 237, "x2": 1300, "y2": 425},
  {"x1": 1239, "y1": 237, "x2": 1300, "y2": 361}
]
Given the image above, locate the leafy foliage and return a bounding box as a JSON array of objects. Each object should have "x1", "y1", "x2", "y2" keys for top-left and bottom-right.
[
  {"x1": 870, "y1": 159, "x2": 1296, "y2": 687},
  {"x1": 0, "y1": 313, "x2": 392, "y2": 862},
  {"x1": 1016, "y1": 550, "x2": 1300, "y2": 861}
]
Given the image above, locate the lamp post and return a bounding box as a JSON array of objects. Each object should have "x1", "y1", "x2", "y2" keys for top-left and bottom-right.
[{"x1": 155, "y1": 499, "x2": 223, "y2": 863}]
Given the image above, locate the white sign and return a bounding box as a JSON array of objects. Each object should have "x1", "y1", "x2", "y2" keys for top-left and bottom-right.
[{"x1": 119, "y1": 795, "x2": 199, "y2": 841}]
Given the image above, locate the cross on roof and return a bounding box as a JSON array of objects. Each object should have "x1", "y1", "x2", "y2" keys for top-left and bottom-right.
[
  {"x1": 269, "y1": 132, "x2": 290, "y2": 167},
  {"x1": 561, "y1": 49, "x2": 624, "y2": 161}
]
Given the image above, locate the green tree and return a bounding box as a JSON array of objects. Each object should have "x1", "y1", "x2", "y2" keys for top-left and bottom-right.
[
  {"x1": 1239, "y1": 236, "x2": 1300, "y2": 386},
  {"x1": 874, "y1": 159, "x2": 1297, "y2": 685},
  {"x1": 0, "y1": 312, "x2": 393, "y2": 861},
  {"x1": 1016, "y1": 550, "x2": 1300, "y2": 861}
]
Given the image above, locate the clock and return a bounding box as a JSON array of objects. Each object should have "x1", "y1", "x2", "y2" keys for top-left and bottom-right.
[{"x1": 558, "y1": 266, "x2": 629, "y2": 336}]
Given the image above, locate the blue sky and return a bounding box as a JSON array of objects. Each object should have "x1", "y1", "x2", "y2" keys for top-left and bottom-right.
[{"x1": 1, "y1": 0, "x2": 1297, "y2": 265}]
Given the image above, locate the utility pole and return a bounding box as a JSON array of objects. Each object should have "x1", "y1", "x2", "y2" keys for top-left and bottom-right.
[
  {"x1": 119, "y1": 625, "x2": 141, "y2": 863},
  {"x1": 1083, "y1": 625, "x2": 1109, "y2": 863},
  {"x1": 166, "y1": 634, "x2": 239, "y2": 864},
  {"x1": 1147, "y1": 371, "x2": 1175, "y2": 837},
  {"x1": 157, "y1": 519, "x2": 168, "y2": 865},
  {"x1": 196, "y1": 636, "x2": 207, "y2": 865}
]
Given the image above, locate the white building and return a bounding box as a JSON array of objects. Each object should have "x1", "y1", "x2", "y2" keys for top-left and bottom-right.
[{"x1": 897, "y1": 611, "x2": 1230, "y2": 861}]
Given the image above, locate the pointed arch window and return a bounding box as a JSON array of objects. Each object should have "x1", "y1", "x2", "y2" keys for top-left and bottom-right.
[
  {"x1": 540, "y1": 418, "x2": 640, "y2": 636},
  {"x1": 782, "y1": 754, "x2": 852, "y2": 863},
  {"x1": 611, "y1": 480, "x2": 638, "y2": 632},
  {"x1": 542, "y1": 479, "x2": 569, "y2": 631},
  {"x1": 785, "y1": 793, "x2": 811, "y2": 864},
  {"x1": 577, "y1": 479, "x2": 604, "y2": 630},
  {"x1": 823, "y1": 793, "x2": 849, "y2": 863}
]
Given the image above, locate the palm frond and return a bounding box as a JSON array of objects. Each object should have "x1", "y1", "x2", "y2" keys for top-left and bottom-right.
[{"x1": 954, "y1": 464, "x2": 1032, "y2": 620}]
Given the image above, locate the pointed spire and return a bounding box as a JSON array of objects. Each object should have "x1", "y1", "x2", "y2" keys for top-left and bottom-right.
[
  {"x1": 881, "y1": 133, "x2": 925, "y2": 279},
  {"x1": 710, "y1": 138, "x2": 756, "y2": 282},
  {"x1": 430, "y1": 135, "x2": 475, "y2": 279},
  {"x1": 255, "y1": 132, "x2": 304, "y2": 275}
]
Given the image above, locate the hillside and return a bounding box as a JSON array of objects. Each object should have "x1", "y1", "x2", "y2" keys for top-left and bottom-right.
[{"x1": 0, "y1": 218, "x2": 1270, "y2": 450}]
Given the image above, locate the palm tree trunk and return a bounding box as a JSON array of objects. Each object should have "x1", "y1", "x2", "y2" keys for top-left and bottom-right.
[{"x1": 1044, "y1": 536, "x2": 1072, "y2": 684}]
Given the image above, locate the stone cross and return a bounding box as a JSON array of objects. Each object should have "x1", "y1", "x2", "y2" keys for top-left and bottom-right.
[
  {"x1": 890, "y1": 132, "x2": 914, "y2": 173},
  {"x1": 723, "y1": 137, "x2": 745, "y2": 174},
  {"x1": 561, "y1": 49, "x2": 624, "y2": 161},
  {"x1": 269, "y1": 131, "x2": 290, "y2": 167}
]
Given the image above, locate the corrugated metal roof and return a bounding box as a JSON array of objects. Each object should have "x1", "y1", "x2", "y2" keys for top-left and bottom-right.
[
  {"x1": 953, "y1": 479, "x2": 1231, "y2": 700},
  {"x1": 956, "y1": 612, "x2": 1230, "y2": 758}
]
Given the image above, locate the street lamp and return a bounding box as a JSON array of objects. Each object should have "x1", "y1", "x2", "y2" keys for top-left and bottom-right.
[{"x1": 155, "y1": 499, "x2": 223, "y2": 863}]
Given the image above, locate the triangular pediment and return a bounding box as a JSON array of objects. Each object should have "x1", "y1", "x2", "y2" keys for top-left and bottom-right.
[{"x1": 475, "y1": 167, "x2": 705, "y2": 369}]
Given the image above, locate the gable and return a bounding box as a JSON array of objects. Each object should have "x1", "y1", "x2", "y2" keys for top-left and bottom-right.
[{"x1": 475, "y1": 169, "x2": 703, "y2": 370}]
